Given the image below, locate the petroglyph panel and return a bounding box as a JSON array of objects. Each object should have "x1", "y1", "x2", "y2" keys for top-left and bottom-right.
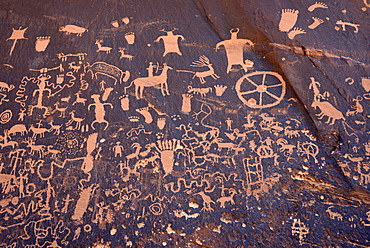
[{"x1": 0, "y1": 0, "x2": 369, "y2": 247}]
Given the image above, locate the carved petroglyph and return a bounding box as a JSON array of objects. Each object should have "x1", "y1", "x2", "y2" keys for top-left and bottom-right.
[
  {"x1": 35, "y1": 36, "x2": 51, "y2": 52},
  {"x1": 188, "y1": 86, "x2": 212, "y2": 97},
  {"x1": 177, "y1": 56, "x2": 219, "y2": 84},
  {"x1": 95, "y1": 40, "x2": 112, "y2": 54},
  {"x1": 118, "y1": 47, "x2": 134, "y2": 60},
  {"x1": 292, "y1": 219, "x2": 309, "y2": 244},
  {"x1": 235, "y1": 71, "x2": 286, "y2": 108},
  {"x1": 336, "y1": 20, "x2": 360, "y2": 33},
  {"x1": 86, "y1": 62, "x2": 130, "y2": 85},
  {"x1": 155, "y1": 28, "x2": 184, "y2": 56},
  {"x1": 124, "y1": 63, "x2": 172, "y2": 99},
  {"x1": 71, "y1": 184, "x2": 98, "y2": 223},
  {"x1": 216, "y1": 28, "x2": 254, "y2": 73},
  {"x1": 279, "y1": 9, "x2": 299, "y2": 32},
  {"x1": 311, "y1": 97, "x2": 344, "y2": 125},
  {"x1": 59, "y1": 25, "x2": 88, "y2": 36},
  {"x1": 6, "y1": 27, "x2": 28, "y2": 56},
  {"x1": 308, "y1": 17, "x2": 324, "y2": 29},
  {"x1": 308, "y1": 2, "x2": 328, "y2": 12},
  {"x1": 181, "y1": 94, "x2": 193, "y2": 114},
  {"x1": 326, "y1": 206, "x2": 343, "y2": 221},
  {"x1": 288, "y1": 27, "x2": 306, "y2": 39},
  {"x1": 88, "y1": 94, "x2": 113, "y2": 130}
]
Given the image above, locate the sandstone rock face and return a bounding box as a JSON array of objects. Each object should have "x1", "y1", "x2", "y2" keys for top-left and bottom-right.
[{"x1": 0, "y1": 0, "x2": 369, "y2": 247}]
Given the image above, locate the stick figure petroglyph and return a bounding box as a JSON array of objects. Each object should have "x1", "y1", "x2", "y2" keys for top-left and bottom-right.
[
  {"x1": 112, "y1": 142, "x2": 124, "y2": 157},
  {"x1": 29, "y1": 74, "x2": 52, "y2": 118}
]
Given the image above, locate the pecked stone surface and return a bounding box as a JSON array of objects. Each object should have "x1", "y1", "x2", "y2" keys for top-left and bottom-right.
[{"x1": 0, "y1": 0, "x2": 369, "y2": 247}]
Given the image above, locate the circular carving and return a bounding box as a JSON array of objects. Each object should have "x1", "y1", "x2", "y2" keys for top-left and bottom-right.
[
  {"x1": 0, "y1": 110, "x2": 12, "y2": 124},
  {"x1": 235, "y1": 71, "x2": 286, "y2": 109},
  {"x1": 149, "y1": 202, "x2": 163, "y2": 215}
]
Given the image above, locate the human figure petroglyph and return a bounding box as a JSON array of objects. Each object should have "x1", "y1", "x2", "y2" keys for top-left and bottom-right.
[
  {"x1": 112, "y1": 142, "x2": 124, "y2": 157},
  {"x1": 279, "y1": 9, "x2": 299, "y2": 32},
  {"x1": 124, "y1": 63, "x2": 172, "y2": 99},
  {"x1": 225, "y1": 117, "x2": 233, "y2": 131},
  {"x1": 216, "y1": 28, "x2": 254, "y2": 73},
  {"x1": 336, "y1": 20, "x2": 359, "y2": 33},
  {"x1": 88, "y1": 94, "x2": 113, "y2": 130},
  {"x1": 29, "y1": 74, "x2": 52, "y2": 118},
  {"x1": 18, "y1": 108, "x2": 26, "y2": 121},
  {"x1": 155, "y1": 28, "x2": 184, "y2": 56},
  {"x1": 177, "y1": 55, "x2": 219, "y2": 84}
]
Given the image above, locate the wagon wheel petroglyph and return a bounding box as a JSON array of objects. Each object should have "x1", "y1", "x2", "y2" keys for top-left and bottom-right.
[{"x1": 235, "y1": 71, "x2": 286, "y2": 109}]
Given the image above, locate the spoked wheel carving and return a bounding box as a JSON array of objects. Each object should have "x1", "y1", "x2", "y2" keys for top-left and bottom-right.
[{"x1": 235, "y1": 71, "x2": 286, "y2": 108}]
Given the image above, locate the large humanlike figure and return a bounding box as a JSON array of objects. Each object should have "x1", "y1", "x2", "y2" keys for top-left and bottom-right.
[{"x1": 216, "y1": 28, "x2": 254, "y2": 73}]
